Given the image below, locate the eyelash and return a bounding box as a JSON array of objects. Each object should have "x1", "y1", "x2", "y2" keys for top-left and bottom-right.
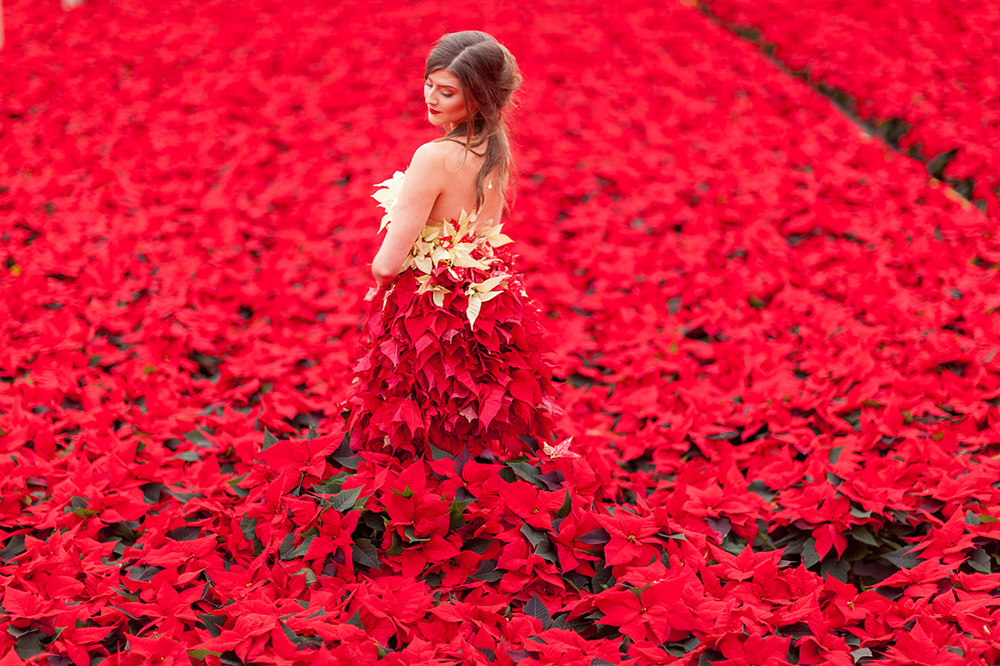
[{"x1": 425, "y1": 81, "x2": 454, "y2": 97}]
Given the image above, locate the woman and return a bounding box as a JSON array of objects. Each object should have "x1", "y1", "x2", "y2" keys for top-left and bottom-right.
[{"x1": 344, "y1": 31, "x2": 565, "y2": 462}]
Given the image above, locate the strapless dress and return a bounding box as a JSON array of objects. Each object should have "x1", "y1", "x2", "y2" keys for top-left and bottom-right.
[{"x1": 342, "y1": 171, "x2": 565, "y2": 461}]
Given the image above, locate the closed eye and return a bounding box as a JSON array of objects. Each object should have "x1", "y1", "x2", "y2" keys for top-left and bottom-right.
[{"x1": 425, "y1": 80, "x2": 455, "y2": 97}]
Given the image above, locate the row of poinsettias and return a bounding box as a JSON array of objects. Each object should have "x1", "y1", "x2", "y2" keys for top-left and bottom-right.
[{"x1": 700, "y1": 0, "x2": 1000, "y2": 217}]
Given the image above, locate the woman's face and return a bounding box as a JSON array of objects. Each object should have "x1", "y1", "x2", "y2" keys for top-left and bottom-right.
[{"x1": 424, "y1": 69, "x2": 471, "y2": 127}]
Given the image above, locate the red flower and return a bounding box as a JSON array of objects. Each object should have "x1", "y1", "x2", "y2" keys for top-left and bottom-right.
[{"x1": 596, "y1": 508, "x2": 659, "y2": 566}]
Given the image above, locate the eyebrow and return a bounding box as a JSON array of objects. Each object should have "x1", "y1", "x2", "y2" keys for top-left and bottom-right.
[{"x1": 426, "y1": 78, "x2": 458, "y2": 91}]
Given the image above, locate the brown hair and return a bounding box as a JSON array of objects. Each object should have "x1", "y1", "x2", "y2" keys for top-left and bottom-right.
[{"x1": 424, "y1": 31, "x2": 522, "y2": 213}]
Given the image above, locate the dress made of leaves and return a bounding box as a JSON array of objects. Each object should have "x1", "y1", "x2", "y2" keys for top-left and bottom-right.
[{"x1": 344, "y1": 171, "x2": 564, "y2": 461}]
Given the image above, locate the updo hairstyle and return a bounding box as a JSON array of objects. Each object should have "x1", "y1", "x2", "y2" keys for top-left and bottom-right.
[{"x1": 425, "y1": 31, "x2": 522, "y2": 212}]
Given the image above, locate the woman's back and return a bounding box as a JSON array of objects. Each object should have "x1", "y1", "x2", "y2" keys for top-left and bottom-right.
[{"x1": 423, "y1": 139, "x2": 504, "y2": 231}]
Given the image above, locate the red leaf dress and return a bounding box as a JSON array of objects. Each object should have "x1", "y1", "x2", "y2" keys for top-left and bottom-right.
[{"x1": 344, "y1": 171, "x2": 564, "y2": 462}]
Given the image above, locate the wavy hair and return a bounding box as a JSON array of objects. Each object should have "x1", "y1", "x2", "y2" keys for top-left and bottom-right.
[{"x1": 425, "y1": 31, "x2": 522, "y2": 213}]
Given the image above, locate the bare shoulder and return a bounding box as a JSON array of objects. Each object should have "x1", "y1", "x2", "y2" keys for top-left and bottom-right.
[{"x1": 408, "y1": 141, "x2": 460, "y2": 177}]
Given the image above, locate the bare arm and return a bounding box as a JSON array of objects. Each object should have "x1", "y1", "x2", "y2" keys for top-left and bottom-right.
[{"x1": 371, "y1": 144, "x2": 446, "y2": 286}]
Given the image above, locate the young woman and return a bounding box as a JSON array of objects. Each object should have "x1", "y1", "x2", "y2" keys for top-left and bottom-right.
[{"x1": 343, "y1": 31, "x2": 566, "y2": 462}]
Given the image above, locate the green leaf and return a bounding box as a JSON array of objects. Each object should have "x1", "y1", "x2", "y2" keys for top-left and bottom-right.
[
  {"x1": 279, "y1": 621, "x2": 320, "y2": 647},
  {"x1": 521, "y1": 523, "x2": 547, "y2": 548},
  {"x1": 554, "y1": 492, "x2": 572, "y2": 520},
  {"x1": 850, "y1": 524, "x2": 879, "y2": 547},
  {"x1": 429, "y1": 444, "x2": 454, "y2": 461},
  {"x1": 579, "y1": 528, "x2": 610, "y2": 545},
  {"x1": 387, "y1": 532, "x2": 404, "y2": 557},
  {"x1": 851, "y1": 647, "x2": 872, "y2": 663},
  {"x1": 464, "y1": 538, "x2": 493, "y2": 554},
  {"x1": 747, "y1": 480, "x2": 775, "y2": 501},
  {"x1": 352, "y1": 538, "x2": 380, "y2": 570},
  {"x1": 184, "y1": 429, "x2": 213, "y2": 448},
  {"x1": 262, "y1": 428, "x2": 278, "y2": 450},
  {"x1": 240, "y1": 516, "x2": 264, "y2": 554},
  {"x1": 665, "y1": 636, "x2": 700, "y2": 657},
  {"x1": 0, "y1": 535, "x2": 26, "y2": 563},
  {"x1": 140, "y1": 482, "x2": 164, "y2": 503},
  {"x1": 221, "y1": 651, "x2": 245, "y2": 666},
  {"x1": 291, "y1": 568, "x2": 318, "y2": 586},
  {"x1": 163, "y1": 488, "x2": 200, "y2": 503},
  {"x1": 801, "y1": 538, "x2": 821, "y2": 569},
  {"x1": 312, "y1": 474, "x2": 347, "y2": 495},
  {"x1": 828, "y1": 446, "x2": 844, "y2": 464},
  {"x1": 345, "y1": 611, "x2": 365, "y2": 630},
  {"x1": 188, "y1": 649, "x2": 222, "y2": 660},
  {"x1": 327, "y1": 486, "x2": 363, "y2": 513},
  {"x1": 524, "y1": 595, "x2": 552, "y2": 630},
  {"x1": 592, "y1": 563, "x2": 613, "y2": 591},
  {"x1": 14, "y1": 631, "x2": 43, "y2": 660},
  {"x1": 967, "y1": 548, "x2": 992, "y2": 574},
  {"x1": 882, "y1": 545, "x2": 922, "y2": 570},
  {"x1": 240, "y1": 516, "x2": 258, "y2": 543},
  {"x1": 820, "y1": 556, "x2": 851, "y2": 583},
  {"x1": 535, "y1": 538, "x2": 558, "y2": 564},
  {"x1": 505, "y1": 461, "x2": 547, "y2": 488},
  {"x1": 449, "y1": 501, "x2": 469, "y2": 531},
  {"x1": 226, "y1": 474, "x2": 249, "y2": 498},
  {"x1": 167, "y1": 525, "x2": 202, "y2": 541},
  {"x1": 362, "y1": 510, "x2": 386, "y2": 533},
  {"x1": 470, "y1": 559, "x2": 503, "y2": 582},
  {"x1": 332, "y1": 453, "x2": 360, "y2": 470},
  {"x1": 849, "y1": 506, "x2": 872, "y2": 519},
  {"x1": 289, "y1": 533, "x2": 317, "y2": 559},
  {"x1": 278, "y1": 533, "x2": 297, "y2": 560},
  {"x1": 403, "y1": 525, "x2": 430, "y2": 543}
]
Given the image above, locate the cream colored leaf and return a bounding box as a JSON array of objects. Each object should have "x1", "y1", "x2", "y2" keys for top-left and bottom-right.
[
  {"x1": 466, "y1": 296, "x2": 482, "y2": 327},
  {"x1": 452, "y1": 248, "x2": 488, "y2": 269},
  {"x1": 543, "y1": 437, "x2": 580, "y2": 459},
  {"x1": 432, "y1": 290, "x2": 446, "y2": 308},
  {"x1": 472, "y1": 275, "x2": 506, "y2": 293},
  {"x1": 414, "y1": 275, "x2": 432, "y2": 294},
  {"x1": 413, "y1": 255, "x2": 433, "y2": 274},
  {"x1": 372, "y1": 171, "x2": 406, "y2": 230},
  {"x1": 431, "y1": 246, "x2": 451, "y2": 265},
  {"x1": 488, "y1": 232, "x2": 513, "y2": 247},
  {"x1": 482, "y1": 224, "x2": 514, "y2": 247}
]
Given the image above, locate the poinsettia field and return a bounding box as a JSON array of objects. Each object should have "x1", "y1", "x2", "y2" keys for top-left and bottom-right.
[
  {"x1": 700, "y1": 0, "x2": 1000, "y2": 218},
  {"x1": 2, "y1": 0, "x2": 1000, "y2": 664}
]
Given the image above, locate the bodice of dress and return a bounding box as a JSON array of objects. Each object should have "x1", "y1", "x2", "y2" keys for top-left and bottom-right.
[{"x1": 371, "y1": 170, "x2": 521, "y2": 326}]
